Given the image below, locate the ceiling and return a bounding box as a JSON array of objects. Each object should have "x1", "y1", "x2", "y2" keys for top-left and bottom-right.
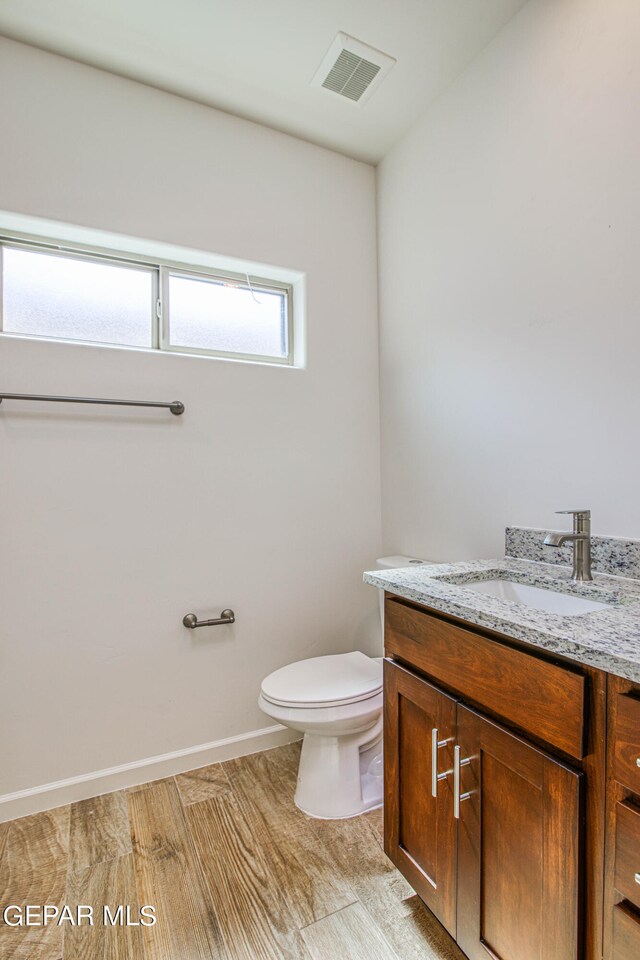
[{"x1": 0, "y1": 0, "x2": 528, "y2": 163}]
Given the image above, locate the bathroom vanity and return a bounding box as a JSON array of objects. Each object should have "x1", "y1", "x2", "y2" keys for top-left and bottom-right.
[{"x1": 364, "y1": 532, "x2": 640, "y2": 960}]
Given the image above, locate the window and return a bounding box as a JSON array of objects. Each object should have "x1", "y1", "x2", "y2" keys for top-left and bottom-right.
[
  {"x1": 3, "y1": 247, "x2": 155, "y2": 348},
  {"x1": 165, "y1": 270, "x2": 289, "y2": 360},
  {"x1": 0, "y1": 238, "x2": 293, "y2": 364}
]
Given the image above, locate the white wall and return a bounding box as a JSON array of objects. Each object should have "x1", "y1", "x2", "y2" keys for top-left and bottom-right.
[
  {"x1": 377, "y1": 0, "x2": 640, "y2": 561},
  {"x1": 0, "y1": 39, "x2": 381, "y2": 804}
]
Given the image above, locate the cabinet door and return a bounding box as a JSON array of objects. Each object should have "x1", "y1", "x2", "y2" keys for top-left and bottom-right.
[
  {"x1": 456, "y1": 705, "x2": 583, "y2": 960},
  {"x1": 384, "y1": 658, "x2": 458, "y2": 935}
]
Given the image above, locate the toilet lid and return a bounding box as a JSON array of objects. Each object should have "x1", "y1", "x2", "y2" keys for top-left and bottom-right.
[{"x1": 261, "y1": 652, "x2": 383, "y2": 708}]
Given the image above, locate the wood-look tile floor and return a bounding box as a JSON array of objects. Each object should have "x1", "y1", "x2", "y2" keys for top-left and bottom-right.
[{"x1": 0, "y1": 742, "x2": 465, "y2": 960}]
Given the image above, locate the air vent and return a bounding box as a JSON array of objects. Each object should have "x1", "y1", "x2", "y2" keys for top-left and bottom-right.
[
  {"x1": 311, "y1": 32, "x2": 396, "y2": 105},
  {"x1": 322, "y1": 49, "x2": 380, "y2": 102}
]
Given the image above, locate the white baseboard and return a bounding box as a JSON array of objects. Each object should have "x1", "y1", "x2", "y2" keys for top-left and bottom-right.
[{"x1": 0, "y1": 724, "x2": 300, "y2": 823}]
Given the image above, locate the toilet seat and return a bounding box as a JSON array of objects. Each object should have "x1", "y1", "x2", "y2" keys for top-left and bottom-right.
[{"x1": 260, "y1": 651, "x2": 382, "y2": 709}]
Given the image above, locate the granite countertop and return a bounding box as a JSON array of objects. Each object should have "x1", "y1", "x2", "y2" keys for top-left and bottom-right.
[{"x1": 364, "y1": 556, "x2": 640, "y2": 683}]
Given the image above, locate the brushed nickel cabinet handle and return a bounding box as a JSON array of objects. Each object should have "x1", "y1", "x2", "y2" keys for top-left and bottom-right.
[
  {"x1": 453, "y1": 744, "x2": 472, "y2": 819},
  {"x1": 431, "y1": 728, "x2": 449, "y2": 798},
  {"x1": 635, "y1": 873, "x2": 640, "y2": 885}
]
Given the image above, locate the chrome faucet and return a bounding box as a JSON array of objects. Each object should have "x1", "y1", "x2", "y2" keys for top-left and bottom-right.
[{"x1": 543, "y1": 509, "x2": 592, "y2": 582}]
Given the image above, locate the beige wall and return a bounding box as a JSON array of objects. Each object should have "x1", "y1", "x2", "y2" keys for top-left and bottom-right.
[
  {"x1": 0, "y1": 38, "x2": 382, "y2": 805},
  {"x1": 377, "y1": 0, "x2": 640, "y2": 561}
]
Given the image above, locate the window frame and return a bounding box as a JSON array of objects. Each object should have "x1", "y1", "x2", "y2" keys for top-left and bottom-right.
[
  {"x1": 0, "y1": 235, "x2": 294, "y2": 366},
  {"x1": 159, "y1": 264, "x2": 293, "y2": 364},
  {"x1": 0, "y1": 240, "x2": 160, "y2": 351}
]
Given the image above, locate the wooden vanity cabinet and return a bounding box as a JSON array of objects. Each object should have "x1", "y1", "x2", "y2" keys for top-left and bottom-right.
[
  {"x1": 604, "y1": 677, "x2": 640, "y2": 960},
  {"x1": 456, "y1": 704, "x2": 582, "y2": 960},
  {"x1": 383, "y1": 595, "x2": 607, "y2": 960},
  {"x1": 384, "y1": 660, "x2": 457, "y2": 933}
]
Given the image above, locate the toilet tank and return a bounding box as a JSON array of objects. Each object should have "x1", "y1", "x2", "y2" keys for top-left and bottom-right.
[{"x1": 376, "y1": 555, "x2": 435, "y2": 646}]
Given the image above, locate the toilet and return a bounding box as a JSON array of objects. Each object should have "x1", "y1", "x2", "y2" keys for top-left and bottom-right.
[{"x1": 258, "y1": 555, "x2": 432, "y2": 819}]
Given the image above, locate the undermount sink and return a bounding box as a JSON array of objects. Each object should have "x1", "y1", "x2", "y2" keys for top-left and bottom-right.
[{"x1": 463, "y1": 579, "x2": 612, "y2": 616}]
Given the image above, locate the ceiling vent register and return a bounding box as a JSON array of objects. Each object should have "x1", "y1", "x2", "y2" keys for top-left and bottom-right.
[{"x1": 311, "y1": 32, "x2": 396, "y2": 105}]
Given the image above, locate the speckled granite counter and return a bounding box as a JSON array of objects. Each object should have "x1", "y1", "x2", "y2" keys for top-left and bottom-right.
[{"x1": 364, "y1": 557, "x2": 640, "y2": 683}]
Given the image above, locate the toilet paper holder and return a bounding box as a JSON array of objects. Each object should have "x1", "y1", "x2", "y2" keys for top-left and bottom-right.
[{"x1": 182, "y1": 609, "x2": 235, "y2": 629}]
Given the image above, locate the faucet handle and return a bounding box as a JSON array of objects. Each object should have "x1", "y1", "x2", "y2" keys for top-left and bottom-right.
[{"x1": 555, "y1": 509, "x2": 591, "y2": 534}]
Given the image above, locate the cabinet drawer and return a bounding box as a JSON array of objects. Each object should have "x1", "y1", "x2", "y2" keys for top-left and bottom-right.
[
  {"x1": 615, "y1": 801, "x2": 640, "y2": 910},
  {"x1": 613, "y1": 693, "x2": 640, "y2": 793},
  {"x1": 612, "y1": 903, "x2": 640, "y2": 960},
  {"x1": 385, "y1": 597, "x2": 586, "y2": 759}
]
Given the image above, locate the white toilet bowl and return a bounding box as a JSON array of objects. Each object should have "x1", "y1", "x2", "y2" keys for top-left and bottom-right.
[
  {"x1": 258, "y1": 555, "x2": 433, "y2": 820},
  {"x1": 259, "y1": 651, "x2": 384, "y2": 819}
]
